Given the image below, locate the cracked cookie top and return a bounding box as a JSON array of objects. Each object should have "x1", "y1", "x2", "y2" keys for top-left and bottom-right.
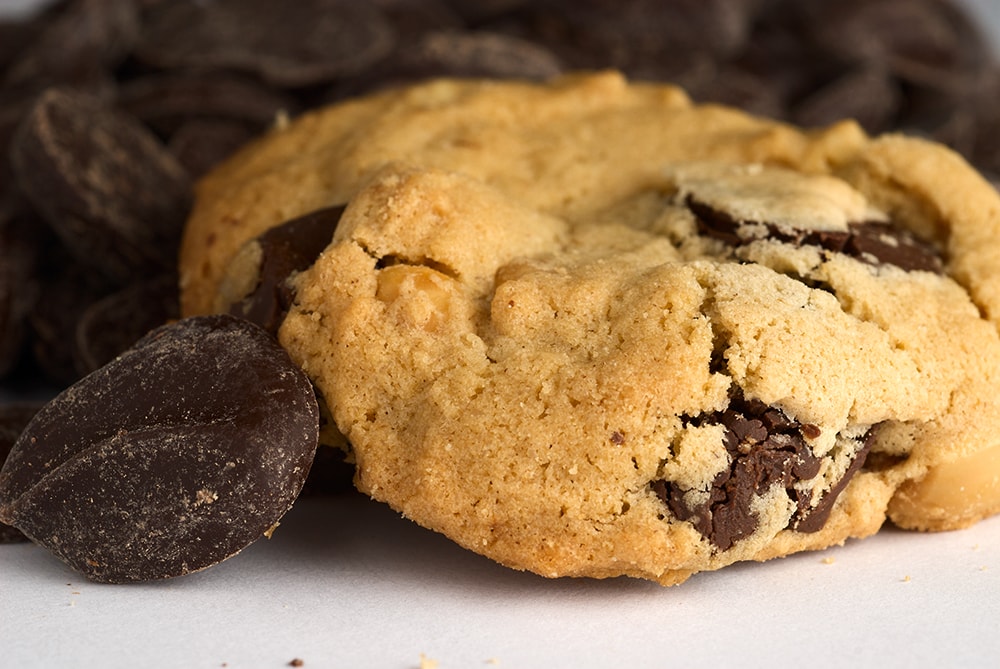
[{"x1": 179, "y1": 73, "x2": 1000, "y2": 584}]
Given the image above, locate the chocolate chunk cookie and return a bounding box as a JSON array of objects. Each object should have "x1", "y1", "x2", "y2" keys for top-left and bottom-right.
[{"x1": 180, "y1": 73, "x2": 1000, "y2": 585}]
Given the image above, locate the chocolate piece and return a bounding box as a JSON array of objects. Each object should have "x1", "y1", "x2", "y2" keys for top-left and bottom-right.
[
  {"x1": 688, "y1": 198, "x2": 943, "y2": 273},
  {"x1": 29, "y1": 245, "x2": 117, "y2": 386},
  {"x1": 793, "y1": 430, "x2": 875, "y2": 533},
  {"x1": 654, "y1": 395, "x2": 876, "y2": 547},
  {"x1": 117, "y1": 73, "x2": 297, "y2": 137},
  {"x1": 0, "y1": 404, "x2": 41, "y2": 543},
  {"x1": 136, "y1": 0, "x2": 395, "y2": 89},
  {"x1": 653, "y1": 394, "x2": 823, "y2": 551},
  {"x1": 507, "y1": 0, "x2": 752, "y2": 74},
  {"x1": 804, "y1": 0, "x2": 988, "y2": 87},
  {"x1": 843, "y1": 221, "x2": 944, "y2": 274},
  {"x1": 74, "y1": 274, "x2": 179, "y2": 375},
  {"x1": 791, "y1": 67, "x2": 901, "y2": 135},
  {"x1": 0, "y1": 213, "x2": 42, "y2": 378},
  {"x1": 10, "y1": 88, "x2": 192, "y2": 284},
  {"x1": 2, "y1": 0, "x2": 139, "y2": 90},
  {"x1": 167, "y1": 119, "x2": 256, "y2": 180},
  {"x1": 0, "y1": 315, "x2": 319, "y2": 582},
  {"x1": 395, "y1": 30, "x2": 562, "y2": 80},
  {"x1": 228, "y1": 206, "x2": 344, "y2": 336}
]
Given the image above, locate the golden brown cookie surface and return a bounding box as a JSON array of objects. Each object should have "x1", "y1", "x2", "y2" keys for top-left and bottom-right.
[{"x1": 180, "y1": 73, "x2": 1000, "y2": 584}]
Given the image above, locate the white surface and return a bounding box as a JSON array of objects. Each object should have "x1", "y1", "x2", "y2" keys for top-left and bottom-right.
[
  {"x1": 4, "y1": 1, "x2": 1000, "y2": 667},
  {"x1": 3, "y1": 493, "x2": 1000, "y2": 669}
]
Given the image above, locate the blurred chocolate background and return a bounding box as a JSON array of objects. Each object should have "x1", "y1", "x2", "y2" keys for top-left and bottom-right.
[{"x1": 0, "y1": 0, "x2": 998, "y2": 505}]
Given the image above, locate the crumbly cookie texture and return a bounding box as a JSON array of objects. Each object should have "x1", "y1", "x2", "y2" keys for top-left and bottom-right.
[{"x1": 180, "y1": 72, "x2": 1000, "y2": 585}]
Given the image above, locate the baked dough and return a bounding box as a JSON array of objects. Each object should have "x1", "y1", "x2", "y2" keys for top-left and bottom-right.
[{"x1": 180, "y1": 72, "x2": 1000, "y2": 584}]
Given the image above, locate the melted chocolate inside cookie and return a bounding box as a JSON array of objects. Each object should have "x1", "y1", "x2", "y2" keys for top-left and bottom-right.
[
  {"x1": 652, "y1": 394, "x2": 872, "y2": 550},
  {"x1": 228, "y1": 206, "x2": 344, "y2": 336},
  {"x1": 688, "y1": 197, "x2": 943, "y2": 273}
]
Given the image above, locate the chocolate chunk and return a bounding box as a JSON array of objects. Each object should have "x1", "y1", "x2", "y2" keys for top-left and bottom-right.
[
  {"x1": 28, "y1": 245, "x2": 118, "y2": 386},
  {"x1": 0, "y1": 212, "x2": 42, "y2": 378},
  {"x1": 653, "y1": 394, "x2": 822, "y2": 550},
  {"x1": 228, "y1": 206, "x2": 344, "y2": 336},
  {"x1": 508, "y1": 0, "x2": 751, "y2": 74},
  {"x1": 74, "y1": 274, "x2": 179, "y2": 376},
  {"x1": 136, "y1": 0, "x2": 396, "y2": 89},
  {"x1": 688, "y1": 198, "x2": 943, "y2": 273},
  {"x1": 0, "y1": 315, "x2": 319, "y2": 582},
  {"x1": 655, "y1": 394, "x2": 878, "y2": 547},
  {"x1": 791, "y1": 67, "x2": 901, "y2": 135},
  {"x1": 396, "y1": 30, "x2": 562, "y2": 80},
  {"x1": 0, "y1": 404, "x2": 42, "y2": 543},
  {"x1": 166, "y1": 119, "x2": 257, "y2": 180},
  {"x1": 843, "y1": 221, "x2": 944, "y2": 274},
  {"x1": 804, "y1": 0, "x2": 988, "y2": 88},
  {"x1": 2, "y1": 0, "x2": 139, "y2": 91},
  {"x1": 117, "y1": 73, "x2": 297, "y2": 137},
  {"x1": 10, "y1": 88, "x2": 192, "y2": 284},
  {"x1": 792, "y1": 430, "x2": 874, "y2": 533}
]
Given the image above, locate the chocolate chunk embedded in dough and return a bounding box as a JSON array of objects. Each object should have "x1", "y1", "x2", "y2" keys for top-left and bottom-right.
[
  {"x1": 653, "y1": 395, "x2": 823, "y2": 551},
  {"x1": 653, "y1": 395, "x2": 875, "y2": 548},
  {"x1": 0, "y1": 315, "x2": 319, "y2": 582},
  {"x1": 227, "y1": 206, "x2": 344, "y2": 336},
  {"x1": 688, "y1": 197, "x2": 943, "y2": 273}
]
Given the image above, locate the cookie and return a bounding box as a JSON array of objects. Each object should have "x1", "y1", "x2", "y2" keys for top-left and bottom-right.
[{"x1": 179, "y1": 72, "x2": 1000, "y2": 584}]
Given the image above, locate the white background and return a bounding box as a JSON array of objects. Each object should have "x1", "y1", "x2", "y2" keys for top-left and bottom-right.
[{"x1": 3, "y1": 1, "x2": 1000, "y2": 668}]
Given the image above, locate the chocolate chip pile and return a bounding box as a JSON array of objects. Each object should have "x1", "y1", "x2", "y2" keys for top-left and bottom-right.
[{"x1": 0, "y1": 0, "x2": 997, "y2": 580}]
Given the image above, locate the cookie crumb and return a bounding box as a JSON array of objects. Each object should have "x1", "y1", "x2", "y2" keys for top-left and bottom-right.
[
  {"x1": 419, "y1": 654, "x2": 439, "y2": 669},
  {"x1": 821, "y1": 557, "x2": 835, "y2": 565},
  {"x1": 902, "y1": 575, "x2": 912, "y2": 582},
  {"x1": 486, "y1": 659, "x2": 501, "y2": 665},
  {"x1": 289, "y1": 659, "x2": 305, "y2": 667}
]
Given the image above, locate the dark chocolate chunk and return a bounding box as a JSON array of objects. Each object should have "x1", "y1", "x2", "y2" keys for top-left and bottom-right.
[
  {"x1": 136, "y1": 0, "x2": 396, "y2": 89},
  {"x1": 10, "y1": 88, "x2": 193, "y2": 284},
  {"x1": 688, "y1": 197, "x2": 943, "y2": 273},
  {"x1": 28, "y1": 243, "x2": 118, "y2": 386},
  {"x1": 843, "y1": 221, "x2": 944, "y2": 274},
  {"x1": 166, "y1": 119, "x2": 257, "y2": 180},
  {"x1": 0, "y1": 17, "x2": 42, "y2": 75},
  {"x1": 791, "y1": 67, "x2": 901, "y2": 135},
  {"x1": 117, "y1": 73, "x2": 297, "y2": 137},
  {"x1": 228, "y1": 206, "x2": 344, "y2": 336},
  {"x1": 74, "y1": 274, "x2": 179, "y2": 376},
  {"x1": 0, "y1": 315, "x2": 319, "y2": 582},
  {"x1": 394, "y1": 30, "x2": 562, "y2": 81},
  {"x1": 0, "y1": 211, "x2": 42, "y2": 378},
  {"x1": 792, "y1": 430, "x2": 874, "y2": 533},
  {"x1": 653, "y1": 394, "x2": 823, "y2": 551},
  {"x1": 654, "y1": 394, "x2": 877, "y2": 547},
  {"x1": 0, "y1": 404, "x2": 42, "y2": 543},
  {"x1": 2, "y1": 0, "x2": 139, "y2": 91},
  {"x1": 803, "y1": 0, "x2": 988, "y2": 88}
]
